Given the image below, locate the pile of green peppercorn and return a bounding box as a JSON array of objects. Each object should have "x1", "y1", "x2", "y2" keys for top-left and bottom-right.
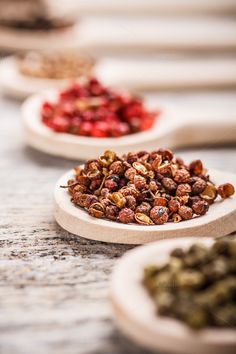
[{"x1": 143, "y1": 239, "x2": 236, "y2": 329}]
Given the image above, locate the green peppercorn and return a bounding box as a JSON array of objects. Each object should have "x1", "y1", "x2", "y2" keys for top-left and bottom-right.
[{"x1": 143, "y1": 239, "x2": 236, "y2": 330}]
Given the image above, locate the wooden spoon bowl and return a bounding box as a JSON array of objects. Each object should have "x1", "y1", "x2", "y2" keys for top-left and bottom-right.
[
  {"x1": 54, "y1": 168, "x2": 236, "y2": 244},
  {"x1": 111, "y1": 237, "x2": 236, "y2": 354},
  {"x1": 22, "y1": 91, "x2": 236, "y2": 160}
]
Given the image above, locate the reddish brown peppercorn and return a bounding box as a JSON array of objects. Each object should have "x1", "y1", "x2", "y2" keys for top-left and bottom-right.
[
  {"x1": 100, "y1": 188, "x2": 110, "y2": 198},
  {"x1": 176, "y1": 184, "x2": 192, "y2": 197},
  {"x1": 109, "y1": 161, "x2": 124, "y2": 175},
  {"x1": 84, "y1": 195, "x2": 98, "y2": 209},
  {"x1": 157, "y1": 148, "x2": 173, "y2": 161},
  {"x1": 174, "y1": 169, "x2": 190, "y2": 183},
  {"x1": 217, "y1": 183, "x2": 235, "y2": 199},
  {"x1": 151, "y1": 155, "x2": 162, "y2": 172},
  {"x1": 134, "y1": 175, "x2": 147, "y2": 190},
  {"x1": 126, "y1": 195, "x2": 137, "y2": 210},
  {"x1": 162, "y1": 178, "x2": 177, "y2": 193},
  {"x1": 153, "y1": 197, "x2": 168, "y2": 207},
  {"x1": 168, "y1": 199, "x2": 180, "y2": 213},
  {"x1": 192, "y1": 200, "x2": 209, "y2": 216},
  {"x1": 150, "y1": 206, "x2": 169, "y2": 225},
  {"x1": 118, "y1": 208, "x2": 135, "y2": 224},
  {"x1": 189, "y1": 160, "x2": 203, "y2": 175},
  {"x1": 104, "y1": 179, "x2": 118, "y2": 191},
  {"x1": 105, "y1": 205, "x2": 119, "y2": 221},
  {"x1": 192, "y1": 178, "x2": 207, "y2": 195},
  {"x1": 178, "y1": 206, "x2": 193, "y2": 220},
  {"x1": 135, "y1": 202, "x2": 151, "y2": 215}
]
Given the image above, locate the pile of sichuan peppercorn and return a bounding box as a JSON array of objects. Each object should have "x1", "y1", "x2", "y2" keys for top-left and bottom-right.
[
  {"x1": 41, "y1": 78, "x2": 158, "y2": 137},
  {"x1": 63, "y1": 149, "x2": 235, "y2": 225},
  {"x1": 143, "y1": 239, "x2": 236, "y2": 329}
]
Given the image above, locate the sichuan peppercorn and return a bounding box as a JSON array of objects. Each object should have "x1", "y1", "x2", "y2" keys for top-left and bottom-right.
[{"x1": 63, "y1": 149, "x2": 235, "y2": 225}]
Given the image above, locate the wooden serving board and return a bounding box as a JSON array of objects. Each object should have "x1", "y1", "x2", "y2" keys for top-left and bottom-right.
[{"x1": 54, "y1": 169, "x2": 236, "y2": 245}]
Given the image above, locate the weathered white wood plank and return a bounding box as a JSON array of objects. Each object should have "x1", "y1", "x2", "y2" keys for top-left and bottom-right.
[{"x1": 0, "y1": 92, "x2": 236, "y2": 354}]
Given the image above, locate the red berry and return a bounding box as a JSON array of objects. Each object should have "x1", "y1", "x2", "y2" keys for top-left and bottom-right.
[
  {"x1": 51, "y1": 116, "x2": 70, "y2": 132},
  {"x1": 79, "y1": 121, "x2": 93, "y2": 136},
  {"x1": 91, "y1": 121, "x2": 109, "y2": 138},
  {"x1": 111, "y1": 122, "x2": 130, "y2": 137}
]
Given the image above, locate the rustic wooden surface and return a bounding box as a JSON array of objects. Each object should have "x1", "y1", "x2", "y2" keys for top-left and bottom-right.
[{"x1": 1, "y1": 91, "x2": 236, "y2": 354}]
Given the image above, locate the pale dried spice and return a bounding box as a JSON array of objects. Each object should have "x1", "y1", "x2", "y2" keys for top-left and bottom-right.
[
  {"x1": 200, "y1": 182, "x2": 217, "y2": 201},
  {"x1": 133, "y1": 162, "x2": 148, "y2": 175},
  {"x1": 177, "y1": 195, "x2": 189, "y2": 205},
  {"x1": 109, "y1": 192, "x2": 126, "y2": 208},
  {"x1": 172, "y1": 213, "x2": 182, "y2": 223},
  {"x1": 74, "y1": 166, "x2": 82, "y2": 175},
  {"x1": 87, "y1": 169, "x2": 101, "y2": 179},
  {"x1": 171, "y1": 164, "x2": 178, "y2": 177},
  {"x1": 135, "y1": 213, "x2": 154, "y2": 225},
  {"x1": 99, "y1": 150, "x2": 117, "y2": 166},
  {"x1": 88, "y1": 202, "x2": 105, "y2": 218}
]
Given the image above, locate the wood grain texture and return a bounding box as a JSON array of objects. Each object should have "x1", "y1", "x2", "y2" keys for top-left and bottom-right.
[{"x1": 1, "y1": 92, "x2": 236, "y2": 354}]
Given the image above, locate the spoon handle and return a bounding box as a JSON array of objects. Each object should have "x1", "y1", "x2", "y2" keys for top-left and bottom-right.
[
  {"x1": 165, "y1": 107, "x2": 236, "y2": 148},
  {"x1": 95, "y1": 58, "x2": 236, "y2": 90}
]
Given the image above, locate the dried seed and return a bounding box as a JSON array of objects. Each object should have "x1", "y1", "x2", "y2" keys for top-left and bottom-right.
[
  {"x1": 217, "y1": 183, "x2": 235, "y2": 199},
  {"x1": 189, "y1": 160, "x2": 203, "y2": 175},
  {"x1": 133, "y1": 162, "x2": 148, "y2": 175},
  {"x1": 135, "y1": 213, "x2": 154, "y2": 225},
  {"x1": 200, "y1": 182, "x2": 217, "y2": 202},
  {"x1": 88, "y1": 202, "x2": 105, "y2": 218},
  {"x1": 109, "y1": 192, "x2": 126, "y2": 208}
]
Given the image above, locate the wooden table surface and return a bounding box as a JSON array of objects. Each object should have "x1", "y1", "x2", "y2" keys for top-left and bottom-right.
[{"x1": 1, "y1": 91, "x2": 236, "y2": 354}]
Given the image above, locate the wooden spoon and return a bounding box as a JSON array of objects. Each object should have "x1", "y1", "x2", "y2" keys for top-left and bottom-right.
[
  {"x1": 111, "y1": 237, "x2": 236, "y2": 354},
  {"x1": 2, "y1": 56, "x2": 236, "y2": 99},
  {"x1": 54, "y1": 169, "x2": 236, "y2": 244},
  {"x1": 22, "y1": 91, "x2": 236, "y2": 160}
]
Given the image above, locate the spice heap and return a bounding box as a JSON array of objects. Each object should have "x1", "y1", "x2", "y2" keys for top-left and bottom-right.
[
  {"x1": 0, "y1": 0, "x2": 73, "y2": 31},
  {"x1": 18, "y1": 51, "x2": 93, "y2": 80},
  {"x1": 143, "y1": 239, "x2": 236, "y2": 329},
  {"x1": 41, "y1": 78, "x2": 157, "y2": 137},
  {"x1": 63, "y1": 149, "x2": 235, "y2": 225}
]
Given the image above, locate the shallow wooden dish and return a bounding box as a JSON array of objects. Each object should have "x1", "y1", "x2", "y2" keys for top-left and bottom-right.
[
  {"x1": 54, "y1": 169, "x2": 236, "y2": 244},
  {"x1": 22, "y1": 91, "x2": 236, "y2": 160},
  {"x1": 111, "y1": 237, "x2": 236, "y2": 353},
  {"x1": 0, "y1": 56, "x2": 71, "y2": 99}
]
